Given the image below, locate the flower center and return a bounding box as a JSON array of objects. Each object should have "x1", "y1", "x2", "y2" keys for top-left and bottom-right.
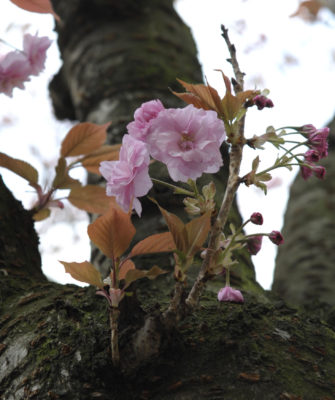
[{"x1": 179, "y1": 132, "x2": 194, "y2": 151}]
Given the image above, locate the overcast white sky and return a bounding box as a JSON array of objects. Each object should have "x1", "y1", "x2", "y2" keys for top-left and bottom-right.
[{"x1": 1, "y1": 0, "x2": 335, "y2": 289}]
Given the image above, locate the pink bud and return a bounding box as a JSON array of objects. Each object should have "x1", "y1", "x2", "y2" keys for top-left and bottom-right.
[
  {"x1": 253, "y1": 95, "x2": 274, "y2": 110},
  {"x1": 313, "y1": 165, "x2": 326, "y2": 180},
  {"x1": 304, "y1": 149, "x2": 320, "y2": 163},
  {"x1": 300, "y1": 163, "x2": 314, "y2": 180},
  {"x1": 217, "y1": 286, "x2": 244, "y2": 303},
  {"x1": 250, "y1": 212, "x2": 263, "y2": 225},
  {"x1": 269, "y1": 230, "x2": 284, "y2": 245},
  {"x1": 308, "y1": 128, "x2": 329, "y2": 159},
  {"x1": 246, "y1": 236, "x2": 263, "y2": 255},
  {"x1": 300, "y1": 124, "x2": 317, "y2": 136}
]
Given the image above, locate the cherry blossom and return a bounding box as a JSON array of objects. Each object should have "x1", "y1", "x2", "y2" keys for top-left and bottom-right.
[
  {"x1": 217, "y1": 286, "x2": 244, "y2": 303},
  {"x1": 146, "y1": 105, "x2": 226, "y2": 182},
  {"x1": 99, "y1": 134, "x2": 152, "y2": 216},
  {"x1": 127, "y1": 99, "x2": 165, "y2": 141}
]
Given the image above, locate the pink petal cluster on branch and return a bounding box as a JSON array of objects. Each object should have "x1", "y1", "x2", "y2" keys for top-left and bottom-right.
[
  {"x1": 146, "y1": 104, "x2": 226, "y2": 182},
  {"x1": 127, "y1": 99, "x2": 165, "y2": 141},
  {"x1": 217, "y1": 286, "x2": 244, "y2": 303},
  {"x1": 0, "y1": 33, "x2": 51, "y2": 97},
  {"x1": 99, "y1": 134, "x2": 152, "y2": 217}
]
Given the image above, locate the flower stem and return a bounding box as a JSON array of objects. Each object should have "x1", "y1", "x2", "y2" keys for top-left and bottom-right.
[
  {"x1": 151, "y1": 178, "x2": 195, "y2": 196},
  {"x1": 186, "y1": 142, "x2": 244, "y2": 308},
  {"x1": 110, "y1": 307, "x2": 120, "y2": 367}
]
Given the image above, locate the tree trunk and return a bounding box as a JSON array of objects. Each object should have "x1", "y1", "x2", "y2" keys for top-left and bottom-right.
[
  {"x1": 273, "y1": 118, "x2": 335, "y2": 306},
  {"x1": 1, "y1": 1, "x2": 335, "y2": 399}
]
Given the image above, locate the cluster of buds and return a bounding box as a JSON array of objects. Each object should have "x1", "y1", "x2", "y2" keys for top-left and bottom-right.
[
  {"x1": 243, "y1": 122, "x2": 329, "y2": 194},
  {"x1": 299, "y1": 125, "x2": 328, "y2": 180},
  {"x1": 183, "y1": 181, "x2": 216, "y2": 216},
  {"x1": 216, "y1": 212, "x2": 283, "y2": 303}
]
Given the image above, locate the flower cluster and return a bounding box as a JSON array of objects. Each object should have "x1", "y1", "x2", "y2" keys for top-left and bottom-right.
[
  {"x1": 100, "y1": 100, "x2": 226, "y2": 215},
  {"x1": 0, "y1": 33, "x2": 51, "y2": 96},
  {"x1": 300, "y1": 125, "x2": 328, "y2": 180}
]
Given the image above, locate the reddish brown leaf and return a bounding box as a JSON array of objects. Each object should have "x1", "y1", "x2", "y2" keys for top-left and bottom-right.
[
  {"x1": 80, "y1": 144, "x2": 121, "y2": 175},
  {"x1": 172, "y1": 91, "x2": 209, "y2": 110},
  {"x1": 130, "y1": 232, "x2": 176, "y2": 257},
  {"x1": 33, "y1": 208, "x2": 51, "y2": 221},
  {"x1": 174, "y1": 79, "x2": 223, "y2": 114},
  {"x1": 238, "y1": 372, "x2": 260, "y2": 382},
  {"x1": 52, "y1": 157, "x2": 81, "y2": 189},
  {"x1": 119, "y1": 259, "x2": 135, "y2": 280},
  {"x1": 61, "y1": 122, "x2": 110, "y2": 158},
  {"x1": 185, "y1": 211, "x2": 211, "y2": 257},
  {"x1": 155, "y1": 203, "x2": 188, "y2": 254},
  {"x1": 60, "y1": 260, "x2": 103, "y2": 288},
  {"x1": 87, "y1": 207, "x2": 135, "y2": 259},
  {"x1": 68, "y1": 185, "x2": 116, "y2": 215},
  {"x1": 0, "y1": 152, "x2": 38, "y2": 184},
  {"x1": 10, "y1": 0, "x2": 59, "y2": 19},
  {"x1": 124, "y1": 265, "x2": 167, "y2": 288},
  {"x1": 290, "y1": 1, "x2": 322, "y2": 20}
]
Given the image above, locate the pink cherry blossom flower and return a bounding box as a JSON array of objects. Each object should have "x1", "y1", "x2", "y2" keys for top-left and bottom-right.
[
  {"x1": 127, "y1": 99, "x2": 165, "y2": 141},
  {"x1": 100, "y1": 134, "x2": 152, "y2": 216},
  {"x1": 0, "y1": 33, "x2": 51, "y2": 96},
  {"x1": 146, "y1": 105, "x2": 226, "y2": 182},
  {"x1": 250, "y1": 212, "x2": 263, "y2": 225},
  {"x1": 23, "y1": 33, "x2": 52, "y2": 75},
  {"x1": 0, "y1": 51, "x2": 31, "y2": 96},
  {"x1": 217, "y1": 286, "x2": 244, "y2": 303},
  {"x1": 269, "y1": 230, "x2": 284, "y2": 245},
  {"x1": 246, "y1": 235, "x2": 263, "y2": 255}
]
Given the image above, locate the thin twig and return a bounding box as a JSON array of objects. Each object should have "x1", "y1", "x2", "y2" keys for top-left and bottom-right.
[
  {"x1": 186, "y1": 27, "x2": 246, "y2": 309},
  {"x1": 221, "y1": 24, "x2": 245, "y2": 93}
]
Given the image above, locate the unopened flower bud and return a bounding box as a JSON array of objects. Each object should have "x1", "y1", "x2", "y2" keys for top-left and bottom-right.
[
  {"x1": 217, "y1": 286, "x2": 244, "y2": 303},
  {"x1": 250, "y1": 212, "x2": 263, "y2": 225},
  {"x1": 269, "y1": 230, "x2": 284, "y2": 245},
  {"x1": 304, "y1": 150, "x2": 320, "y2": 163},
  {"x1": 313, "y1": 165, "x2": 326, "y2": 179},
  {"x1": 300, "y1": 124, "x2": 317, "y2": 136},
  {"x1": 253, "y1": 95, "x2": 274, "y2": 110},
  {"x1": 246, "y1": 235, "x2": 263, "y2": 255}
]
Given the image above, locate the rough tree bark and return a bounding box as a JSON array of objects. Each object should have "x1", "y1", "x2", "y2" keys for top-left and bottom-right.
[
  {"x1": 1, "y1": 1, "x2": 335, "y2": 399},
  {"x1": 273, "y1": 118, "x2": 335, "y2": 306}
]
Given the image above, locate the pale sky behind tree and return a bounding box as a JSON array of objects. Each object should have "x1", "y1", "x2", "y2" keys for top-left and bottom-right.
[{"x1": 0, "y1": 0, "x2": 335, "y2": 289}]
